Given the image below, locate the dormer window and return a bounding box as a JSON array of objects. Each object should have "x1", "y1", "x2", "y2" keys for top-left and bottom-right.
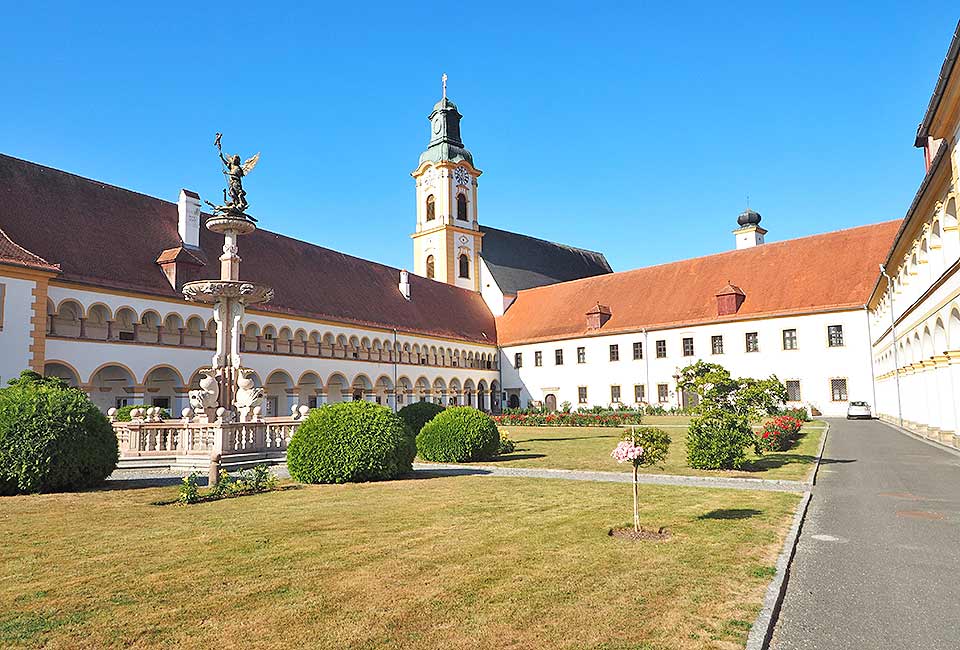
[
  {"x1": 459, "y1": 253, "x2": 470, "y2": 278},
  {"x1": 456, "y1": 193, "x2": 468, "y2": 221},
  {"x1": 426, "y1": 195, "x2": 435, "y2": 221}
]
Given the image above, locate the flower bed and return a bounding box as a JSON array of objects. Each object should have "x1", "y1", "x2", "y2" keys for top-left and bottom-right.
[
  {"x1": 757, "y1": 416, "x2": 803, "y2": 452},
  {"x1": 493, "y1": 412, "x2": 643, "y2": 427}
]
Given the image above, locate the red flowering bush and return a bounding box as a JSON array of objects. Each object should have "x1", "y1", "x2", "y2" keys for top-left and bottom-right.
[{"x1": 757, "y1": 416, "x2": 803, "y2": 452}]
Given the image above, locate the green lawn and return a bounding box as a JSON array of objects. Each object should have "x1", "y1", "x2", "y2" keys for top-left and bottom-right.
[
  {"x1": 0, "y1": 477, "x2": 799, "y2": 649},
  {"x1": 486, "y1": 417, "x2": 827, "y2": 482}
]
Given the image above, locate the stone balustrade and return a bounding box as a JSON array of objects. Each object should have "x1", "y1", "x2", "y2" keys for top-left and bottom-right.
[{"x1": 109, "y1": 406, "x2": 309, "y2": 465}]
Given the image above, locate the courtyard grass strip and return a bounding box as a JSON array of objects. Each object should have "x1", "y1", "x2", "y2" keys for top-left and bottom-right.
[
  {"x1": 484, "y1": 420, "x2": 827, "y2": 482},
  {"x1": 1, "y1": 476, "x2": 800, "y2": 649}
]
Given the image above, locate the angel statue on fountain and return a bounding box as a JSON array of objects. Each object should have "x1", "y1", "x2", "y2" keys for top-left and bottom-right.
[{"x1": 206, "y1": 132, "x2": 260, "y2": 220}]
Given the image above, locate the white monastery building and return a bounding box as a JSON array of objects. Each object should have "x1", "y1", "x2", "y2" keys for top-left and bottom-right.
[{"x1": 0, "y1": 20, "x2": 958, "y2": 433}]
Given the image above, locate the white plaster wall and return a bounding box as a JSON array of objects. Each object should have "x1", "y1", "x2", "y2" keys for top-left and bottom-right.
[
  {"x1": 479, "y1": 259, "x2": 507, "y2": 316},
  {"x1": 0, "y1": 274, "x2": 36, "y2": 384},
  {"x1": 501, "y1": 309, "x2": 873, "y2": 417}
]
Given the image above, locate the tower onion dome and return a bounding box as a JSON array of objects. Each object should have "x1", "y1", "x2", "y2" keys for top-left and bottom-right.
[{"x1": 737, "y1": 208, "x2": 762, "y2": 227}]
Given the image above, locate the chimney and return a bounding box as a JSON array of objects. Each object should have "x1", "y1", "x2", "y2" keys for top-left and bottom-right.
[
  {"x1": 178, "y1": 189, "x2": 202, "y2": 248},
  {"x1": 716, "y1": 282, "x2": 746, "y2": 316},
  {"x1": 585, "y1": 303, "x2": 611, "y2": 330},
  {"x1": 733, "y1": 208, "x2": 767, "y2": 250},
  {"x1": 399, "y1": 269, "x2": 411, "y2": 300}
]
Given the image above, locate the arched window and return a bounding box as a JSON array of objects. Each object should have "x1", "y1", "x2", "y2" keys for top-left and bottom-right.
[
  {"x1": 426, "y1": 255, "x2": 435, "y2": 279},
  {"x1": 425, "y1": 195, "x2": 435, "y2": 221},
  {"x1": 459, "y1": 253, "x2": 470, "y2": 279},
  {"x1": 456, "y1": 193, "x2": 468, "y2": 221}
]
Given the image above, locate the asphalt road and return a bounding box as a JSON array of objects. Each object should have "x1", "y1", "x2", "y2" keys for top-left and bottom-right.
[{"x1": 772, "y1": 418, "x2": 960, "y2": 649}]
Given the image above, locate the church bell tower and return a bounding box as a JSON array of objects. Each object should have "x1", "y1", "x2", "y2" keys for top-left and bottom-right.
[{"x1": 411, "y1": 74, "x2": 483, "y2": 292}]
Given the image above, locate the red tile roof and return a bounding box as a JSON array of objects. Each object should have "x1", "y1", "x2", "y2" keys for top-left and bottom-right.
[
  {"x1": 496, "y1": 220, "x2": 902, "y2": 346},
  {"x1": 0, "y1": 153, "x2": 496, "y2": 343},
  {"x1": 0, "y1": 226, "x2": 59, "y2": 273}
]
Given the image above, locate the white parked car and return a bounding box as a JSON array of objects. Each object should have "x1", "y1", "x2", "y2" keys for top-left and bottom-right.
[{"x1": 846, "y1": 401, "x2": 872, "y2": 420}]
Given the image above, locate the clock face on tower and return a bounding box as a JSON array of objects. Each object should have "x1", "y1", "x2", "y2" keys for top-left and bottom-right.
[
  {"x1": 433, "y1": 118, "x2": 443, "y2": 134},
  {"x1": 454, "y1": 167, "x2": 471, "y2": 186}
]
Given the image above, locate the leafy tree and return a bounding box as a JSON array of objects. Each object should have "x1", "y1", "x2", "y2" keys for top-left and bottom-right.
[{"x1": 678, "y1": 362, "x2": 788, "y2": 470}]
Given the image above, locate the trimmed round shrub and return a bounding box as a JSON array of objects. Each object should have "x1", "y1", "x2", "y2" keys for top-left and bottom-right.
[
  {"x1": 286, "y1": 401, "x2": 414, "y2": 483},
  {"x1": 686, "y1": 411, "x2": 756, "y2": 470},
  {"x1": 0, "y1": 371, "x2": 119, "y2": 495},
  {"x1": 397, "y1": 401, "x2": 445, "y2": 437},
  {"x1": 417, "y1": 406, "x2": 499, "y2": 463}
]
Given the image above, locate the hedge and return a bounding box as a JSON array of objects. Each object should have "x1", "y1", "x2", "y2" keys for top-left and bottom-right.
[
  {"x1": 286, "y1": 401, "x2": 414, "y2": 483},
  {"x1": 114, "y1": 404, "x2": 171, "y2": 421},
  {"x1": 417, "y1": 406, "x2": 500, "y2": 462},
  {"x1": 397, "y1": 401, "x2": 445, "y2": 436},
  {"x1": 0, "y1": 371, "x2": 119, "y2": 494},
  {"x1": 493, "y1": 412, "x2": 643, "y2": 427}
]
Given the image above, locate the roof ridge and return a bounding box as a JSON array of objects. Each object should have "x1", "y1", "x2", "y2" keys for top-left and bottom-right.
[
  {"x1": 480, "y1": 224, "x2": 610, "y2": 261},
  {"x1": 511, "y1": 219, "x2": 902, "y2": 297},
  {"x1": 0, "y1": 152, "x2": 182, "y2": 207}
]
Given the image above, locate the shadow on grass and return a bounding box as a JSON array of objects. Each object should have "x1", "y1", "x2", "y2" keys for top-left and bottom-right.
[
  {"x1": 486, "y1": 453, "x2": 547, "y2": 462},
  {"x1": 739, "y1": 454, "x2": 855, "y2": 473},
  {"x1": 408, "y1": 467, "x2": 493, "y2": 479},
  {"x1": 698, "y1": 508, "x2": 763, "y2": 520}
]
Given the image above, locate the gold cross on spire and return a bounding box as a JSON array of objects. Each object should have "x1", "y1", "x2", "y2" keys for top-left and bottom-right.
[{"x1": 442, "y1": 73, "x2": 448, "y2": 99}]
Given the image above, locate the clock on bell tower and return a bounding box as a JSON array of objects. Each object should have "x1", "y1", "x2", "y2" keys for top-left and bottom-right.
[{"x1": 410, "y1": 74, "x2": 483, "y2": 292}]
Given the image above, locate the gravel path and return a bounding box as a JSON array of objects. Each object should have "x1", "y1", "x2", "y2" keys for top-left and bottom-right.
[
  {"x1": 108, "y1": 463, "x2": 806, "y2": 492},
  {"x1": 411, "y1": 463, "x2": 808, "y2": 492}
]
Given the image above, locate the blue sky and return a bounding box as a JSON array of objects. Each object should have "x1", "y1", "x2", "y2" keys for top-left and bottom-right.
[{"x1": 1, "y1": 2, "x2": 956, "y2": 272}]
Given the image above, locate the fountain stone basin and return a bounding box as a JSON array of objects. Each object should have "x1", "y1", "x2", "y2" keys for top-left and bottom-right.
[{"x1": 182, "y1": 280, "x2": 274, "y2": 305}]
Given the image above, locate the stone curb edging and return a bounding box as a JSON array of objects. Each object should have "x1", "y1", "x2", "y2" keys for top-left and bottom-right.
[
  {"x1": 879, "y1": 421, "x2": 960, "y2": 459},
  {"x1": 412, "y1": 463, "x2": 808, "y2": 493},
  {"x1": 807, "y1": 422, "x2": 831, "y2": 486},
  {"x1": 745, "y1": 490, "x2": 813, "y2": 650}
]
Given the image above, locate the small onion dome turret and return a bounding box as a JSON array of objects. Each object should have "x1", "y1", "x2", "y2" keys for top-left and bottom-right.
[{"x1": 737, "y1": 209, "x2": 762, "y2": 227}]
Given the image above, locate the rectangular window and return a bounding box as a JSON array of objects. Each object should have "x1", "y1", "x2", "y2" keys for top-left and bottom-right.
[
  {"x1": 785, "y1": 380, "x2": 801, "y2": 402},
  {"x1": 830, "y1": 378, "x2": 848, "y2": 401},
  {"x1": 610, "y1": 385, "x2": 621, "y2": 403},
  {"x1": 577, "y1": 347, "x2": 586, "y2": 364},
  {"x1": 534, "y1": 351, "x2": 542, "y2": 367},
  {"x1": 514, "y1": 352, "x2": 522, "y2": 369},
  {"x1": 745, "y1": 332, "x2": 759, "y2": 353},
  {"x1": 578, "y1": 386, "x2": 588, "y2": 403},
  {"x1": 609, "y1": 344, "x2": 619, "y2": 361},
  {"x1": 634, "y1": 384, "x2": 645, "y2": 402},
  {"x1": 115, "y1": 397, "x2": 130, "y2": 409},
  {"x1": 711, "y1": 335, "x2": 724, "y2": 355},
  {"x1": 308, "y1": 396, "x2": 319, "y2": 408},
  {"x1": 657, "y1": 384, "x2": 669, "y2": 402},
  {"x1": 555, "y1": 349, "x2": 564, "y2": 365},
  {"x1": 783, "y1": 329, "x2": 798, "y2": 350},
  {"x1": 828, "y1": 325, "x2": 844, "y2": 347},
  {"x1": 632, "y1": 341, "x2": 643, "y2": 360},
  {"x1": 656, "y1": 340, "x2": 667, "y2": 358},
  {"x1": 119, "y1": 330, "x2": 135, "y2": 341},
  {"x1": 682, "y1": 337, "x2": 694, "y2": 356}
]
